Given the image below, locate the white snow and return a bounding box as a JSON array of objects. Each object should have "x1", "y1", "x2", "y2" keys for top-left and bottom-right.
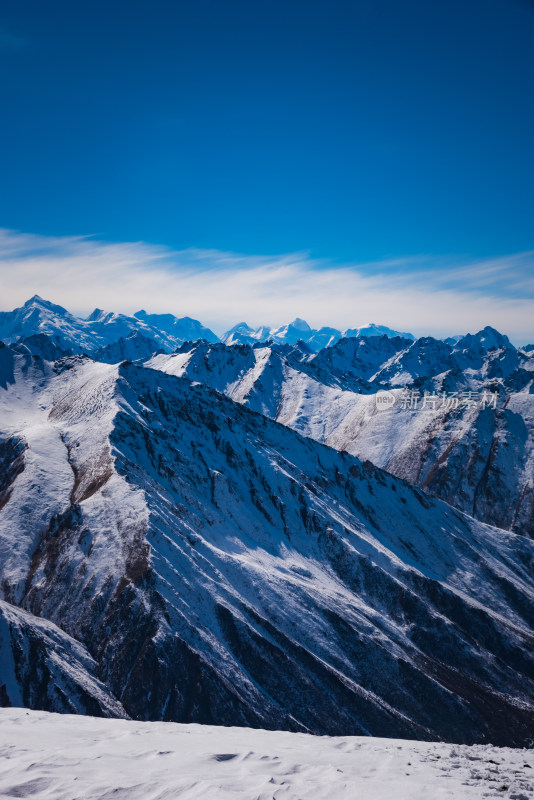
[
  {"x1": 343, "y1": 322, "x2": 415, "y2": 340},
  {"x1": 145, "y1": 337, "x2": 534, "y2": 537},
  {"x1": 0, "y1": 296, "x2": 217, "y2": 354},
  {"x1": 0, "y1": 355, "x2": 148, "y2": 607},
  {"x1": 220, "y1": 320, "x2": 416, "y2": 350},
  {"x1": 0, "y1": 710, "x2": 532, "y2": 799}
]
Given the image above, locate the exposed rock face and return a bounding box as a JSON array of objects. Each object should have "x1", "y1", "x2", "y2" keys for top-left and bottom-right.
[
  {"x1": 1, "y1": 355, "x2": 534, "y2": 745},
  {"x1": 0, "y1": 437, "x2": 26, "y2": 512},
  {"x1": 11, "y1": 333, "x2": 73, "y2": 361},
  {"x1": 0, "y1": 600, "x2": 127, "y2": 717},
  {"x1": 311, "y1": 334, "x2": 415, "y2": 387}
]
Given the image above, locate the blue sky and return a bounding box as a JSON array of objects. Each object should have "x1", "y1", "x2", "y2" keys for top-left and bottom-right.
[{"x1": 0, "y1": 0, "x2": 533, "y2": 339}]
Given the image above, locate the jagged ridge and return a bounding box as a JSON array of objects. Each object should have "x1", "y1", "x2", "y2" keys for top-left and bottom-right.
[{"x1": 1, "y1": 353, "x2": 534, "y2": 744}]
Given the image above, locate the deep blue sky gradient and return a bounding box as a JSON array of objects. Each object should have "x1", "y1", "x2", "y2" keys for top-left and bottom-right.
[{"x1": 1, "y1": 0, "x2": 533, "y2": 264}]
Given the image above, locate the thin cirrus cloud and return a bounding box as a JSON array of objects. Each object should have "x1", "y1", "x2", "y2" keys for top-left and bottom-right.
[{"x1": 0, "y1": 228, "x2": 533, "y2": 343}]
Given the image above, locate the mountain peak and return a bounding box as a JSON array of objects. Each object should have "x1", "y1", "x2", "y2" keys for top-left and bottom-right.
[
  {"x1": 24, "y1": 294, "x2": 46, "y2": 305},
  {"x1": 343, "y1": 323, "x2": 415, "y2": 341},
  {"x1": 479, "y1": 325, "x2": 511, "y2": 346},
  {"x1": 289, "y1": 317, "x2": 311, "y2": 331},
  {"x1": 86, "y1": 308, "x2": 105, "y2": 322},
  {"x1": 227, "y1": 322, "x2": 253, "y2": 333},
  {"x1": 23, "y1": 295, "x2": 67, "y2": 314},
  {"x1": 455, "y1": 326, "x2": 511, "y2": 352}
]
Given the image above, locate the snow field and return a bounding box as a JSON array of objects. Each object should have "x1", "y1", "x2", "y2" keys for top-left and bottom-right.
[{"x1": 0, "y1": 710, "x2": 533, "y2": 800}]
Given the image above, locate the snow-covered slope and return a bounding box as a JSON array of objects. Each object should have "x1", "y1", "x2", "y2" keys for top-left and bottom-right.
[
  {"x1": 148, "y1": 341, "x2": 299, "y2": 417},
  {"x1": 133, "y1": 309, "x2": 219, "y2": 343},
  {"x1": 221, "y1": 319, "x2": 317, "y2": 348},
  {"x1": 2, "y1": 709, "x2": 533, "y2": 800},
  {"x1": 344, "y1": 322, "x2": 416, "y2": 340},
  {"x1": 2, "y1": 352, "x2": 534, "y2": 743},
  {"x1": 149, "y1": 333, "x2": 534, "y2": 537},
  {"x1": 221, "y1": 322, "x2": 273, "y2": 346},
  {"x1": 270, "y1": 317, "x2": 314, "y2": 345},
  {"x1": 91, "y1": 330, "x2": 164, "y2": 364},
  {"x1": 454, "y1": 326, "x2": 512, "y2": 354},
  {"x1": 11, "y1": 333, "x2": 73, "y2": 361},
  {"x1": 311, "y1": 334, "x2": 415, "y2": 387}
]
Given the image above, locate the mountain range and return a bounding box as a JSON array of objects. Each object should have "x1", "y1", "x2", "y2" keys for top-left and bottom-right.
[
  {"x1": 0, "y1": 295, "x2": 219, "y2": 354},
  {"x1": 0, "y1": 295, "x2": 419, "y2": 355},
  {"x1": 1, "y1": 296, "x2": 534, "y2": 746},
  {"x1": 146, "y1": 329, "x2": 534, "y2": 538},
  {"x1": 3, "y1": 294, "x2": 533, "y2": 357},
  {"x1": 221, "y1": 319, "x2": 416, "y2": 349}
]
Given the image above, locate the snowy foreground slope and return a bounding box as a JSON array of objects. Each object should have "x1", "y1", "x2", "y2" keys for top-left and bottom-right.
[
  {"x1": 1, "y1": 710, "x2": 533, "y2": 800},
  {"x1": 2, "y1": 350, "x2": 534, "y2": 744}
]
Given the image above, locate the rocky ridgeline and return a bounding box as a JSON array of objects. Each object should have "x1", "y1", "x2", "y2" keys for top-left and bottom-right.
[{"x1": 0, "y1": 353, "x2": 534, "y2": 744}]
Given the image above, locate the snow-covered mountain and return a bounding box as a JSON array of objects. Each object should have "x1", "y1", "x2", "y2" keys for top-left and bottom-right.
[
  {"x1": 133, "y1": 309, "x2": 219, "y2": 343},
  {"x1": 2, "y1": 349, "x2": 534, "y2": 744},
  {"x1": 306, "y1": 326, "x2": 343, "y2": 350},
  {"x1": 11, "y1": 333, "x2": 73, "y2": 361},
  {"x1": 0, "y1": 296, "x2": 217, "y2": 353},
  {"x1": 221, "y1": 319, "x2": 317, "y2": 347},
  {"x1": 91, "y1": 331, "x2": 164, "y2": 364},
  {"x1": 269, "y1": 317, "x2": 314, "y2": 345},
  {"x1": 7, "y1": 296, "x2": 518, "y2": 362},
  {"x1": 83, "y1": 307, "x2": 170, "y2": 349},
  {"x1": 11, "y1": 319, "x2": 527, "y2": 537},
  {"x1": 221, "y1": 322, "x2": 273, "y2": 346},
  {"x1": 454, "y1": 325, "x2": 512, "y2": 354},
  {"x1": 0, "y1": 296, "x2": 100, "y2": 352},
  {"x1": 343, "y1": 322, "x2": 416, "y2": 340},
  {"x1": 148, "y1": 330, "x2": 534, "y2": 537},
  {"x1": 311, "y1": 334, "x2": 415, "y2": 388},
  {"x1": 221, "y1": 318, "x2": 415, "y2": 351}
]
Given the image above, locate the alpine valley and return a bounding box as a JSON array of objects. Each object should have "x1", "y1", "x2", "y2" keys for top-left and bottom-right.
[{"x1": 1, "y1": 296, "x2": 534, "y2": 748}]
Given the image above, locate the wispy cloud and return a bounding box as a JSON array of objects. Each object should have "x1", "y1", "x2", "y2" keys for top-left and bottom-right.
[{"x1": 0, "y1": 228, "x2": 533, "y2": 343}]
